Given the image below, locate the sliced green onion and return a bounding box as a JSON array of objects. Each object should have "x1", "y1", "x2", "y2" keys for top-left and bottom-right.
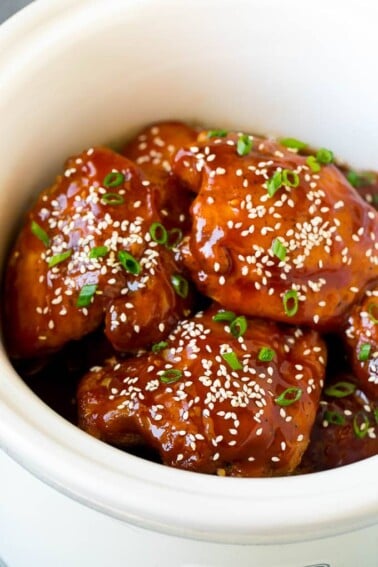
[
  {"x1": 236, "y1": 134, "x2": 253, "y2": 156},
  {"x1": 374, "y1": 408, "x2": 378, "y2": 424},
  {"x1": 324, "y1": 410, "x2": 346, "y2": 426},
  {"x1": 149, "y1": 222, "x2": 168, "y2": 244},
  {"x1": 316, "y1": 148, "x2": 334, "y2": 165},
  {"x1": 353, "y1": 411, "x2": 370, "y2": 439},
  {"x1": 306, "y1": 155, "x2": 321, "y2": 173},
  {"x1": 283, "y1": 289, "x2": 299, "y2": 317},
  {"x1": 152, "y1": 341, "x2": 168, "y2": 353},
  {"x1": 212, "y1": 310, "x2": 236, "y2": 323},
  {"x1": 266, "y1": 170, "x2": 283, "y2": 197},
  {"x1": 272, "y1": 238, "x2": 287, "y2": 261},
  {"x1": 275, "y1": 387, "x2": 302, "y2": 406},
  {"x1": 346, "y1": 170, "x2": 360, "y2": 187},
  {"x1": 160, "y1": 369, "x2": 183, "y2": 384},
  {"x1": 103, "y1": 171, "x2": 125, "y2": 188},
  {"x1": 258, "y1": 347, "x2": 275, "y2": 362},
  {"x1": 48, "y1": 250, "x2": 72, "y2": 268},
  {"x1": 279, "y1": 137, "x2": 308, "y2": 151},
  {"x1": 230, "y1": 316, "x2": 248, "y2": 338},
  {"x1": 166, "y1": 228, "x2": 183, "y2": 249},
  {"x1": 282, "y1": 169, "x2": 299, "y2": 187},
  {"x1": 346, "y1": 170, "x2": 375, "y2": 188},
  {"x1": 89, "y1": 246, "x2": 109, "y2": 259},
  {"x1": 118, "y1": 250, "x2": 141, "y2": 275},
  {"x1": 324, "y1": 381, "x2": 356, "y2": 398},
  {"x1": 101, "y1": 193, "x2": 125, "y2": 205},
  {"x1": 222, "y1": 351, "x2": 243, "y2": 370},
  {"x1": 31, "y1": 221, "x2": 50, "y2": 247},
  {"x1": 77, "y1": 283, "x2": 97, "y2": 308},
  {"x1": 367, "y1": 302, "x2": 378, "y2": 324},
  {"x1": 207, "y1": 129, "x2": 228, "y2": 138},
  {"x1": 171, "y1": 274, "x2": 189, "y2": 298},
  {"x1": 358, "y1": 343, "x2": 371, "y2": 361}
]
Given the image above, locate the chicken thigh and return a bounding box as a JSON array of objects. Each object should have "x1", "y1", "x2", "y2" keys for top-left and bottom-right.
[
  {"x1": 343, "y1": 287, "x2": 378, "y2": 400},
  {"x1": 78, "y1": 305, "x2": 327, "y2": 476},
  {"x1": 173, "y1": 132, "x2": 378, "y2": 331},
  {"x1": 123, "y1": 121, "x2": 198, "y2": 232},
  {"x1": 5, "y1": 147, "x2": 192, "y2": 359},
  {"x1": 299, "y1": 372, "x2": 377, "y2": 472}
]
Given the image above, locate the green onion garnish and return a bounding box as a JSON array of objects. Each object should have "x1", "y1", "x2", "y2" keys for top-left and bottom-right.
[
  {"x1": 324, "y1": 410, "x2": 346, "y2": 426},
  {"x1": 212, "y1": 310, "x2": 236, "y2": 323},
  {"x1": 207, "y1": 129, "x2": 228, "y2": 138},
  {"x1": 222, "y1": 351, "x2": 243, "y2": 370},
  {"x1": 152, "y1": 341, "x2": 168, "y2": 353},
  {"x1": 166, "y1": 228, "x2": 183, "y2": 249},
  {"x1": 374, "y1": 408, "x2": 378, "y2": 424},
  {"x1": 275, "y1": 387, "x2": 302, "y2": 406},
  {"x1": 31, "y1": 221, "x2": 50, "y2": 247},
  {"x1": 283, "y1": 289, "x2": 299, "y2": 317},
  {"x1": 230, "y1": 315, "x2": 247, "y2": 338},
  {"x1": 160, "y1": 369, "x2": 182, "y2": 384},
  {"x1": 272, "y1": 238, "x2": 287, "y2": 261},
  {"x1": 118, "y1": 250, "x2": 141, "y2": 275},
  {"x1": 236, "y1": 134, "x2": 253, "y2": 157},
  {"x1": 353, "y1": 411, "x2": 370, "y2": 439},
  {"x1": 367, "y1": 302, "x2": 378, "y2": 324},
  {"x1": 324, "y1": 381, "x2": 356, "y2": 398},
  {"x1": 282, "y1": 169, "x2": 299, "y2": 187},
  {"x1": 89, "y1": 246, "x2": 109, "y2": 259},
  {"x1": 258, "y1": 347, "x2": 275, "y2": 362},
  {"x1": 279, "y1": 137, "x2": 308, "y2": 151},
  {"x1": 48, "y1": 250, "x2": 72, "y2": 268},
  {"x1": 358, "y1": 343, "x2": 371, "y2": 361},
  {"x1": 266, "y1": 170, "x2": 283, "y2": 197},
  {"x1": 315, "y1": 148, "x2": 334, "y2": 165},
  {"x1": 306, "y1": 156, "x2": 321, "y2": 173},
  {"x1": 101, "y1": 193, "x2": 125, "y2": 205},
  {"x1": 77, "y1": 283, "x2": 97, "y2": 308},
  {"x1": 346, "y1": 170, "x2": 360, "y2": 188},
  {"x1": 346, "y1": 170, "x2": 375, "y2": 188},
  {"x1": 171, "y1": 274, "x2": 189, "y2": 298},
  {"x1": 149, "y1": 222, "x2": 168, "y2": 244},
  {"x1": 103, "y1": 171, "x2": 125, "y2": 188}
]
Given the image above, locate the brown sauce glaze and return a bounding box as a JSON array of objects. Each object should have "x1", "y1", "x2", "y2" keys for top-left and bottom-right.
[
  {"x1": 77, "y1": 305, "x2": 327, "y2": 477},
  {"x1": 5, "y1": 146, "x2": 193, "y2": 359},
  {"x1": 173, "y1": 132, "x2": 378, "y2": 332},
  {"x1": 4, "y1": 122, "x2": 378, "y2": 476}
]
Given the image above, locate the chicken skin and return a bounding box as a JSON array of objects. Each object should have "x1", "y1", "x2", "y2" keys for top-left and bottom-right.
[
  {"x1": 5, "y1": 147, "x2": 192, "y2": 359},
  {"x1": 123, "y1": 121, "x2": 198, "y2": 232},
  {"x1": 78, "y1": 305, "x2": 327, "y2": 477},
  {"x1": 343, "y1": 288, "x2": 378, "y2": 400},
  {"x1": 299, "y1": 373, "x2": 377, "y2": 472},
  {"x1": 173, "y1": 132, "x2": 378, "y2": 331}
]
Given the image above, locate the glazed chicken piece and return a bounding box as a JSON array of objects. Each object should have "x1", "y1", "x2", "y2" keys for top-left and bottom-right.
[
  {"x1": 343, "y1": 288, "x2": 378, "y2": 400},
  {"x1": 299, "y1": 373, "x2": 377, "y2": 472},
  {"x1": 123, "y1": 121, "x2": 198, "y2": 232},
  {"x1": 5, "y1": 147, "x2": 192, "y2": 359},
  {"x1": 78, "y1": 304, "x2": 327, "y2": 477},
  {"x1": 173, "y1": 131, "x2": 378, "y2": 331}
]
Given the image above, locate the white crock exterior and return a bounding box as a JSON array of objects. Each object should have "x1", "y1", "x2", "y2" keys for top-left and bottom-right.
[{"x1": 0, "y1": 1, "x2": 377, "y2": 565}]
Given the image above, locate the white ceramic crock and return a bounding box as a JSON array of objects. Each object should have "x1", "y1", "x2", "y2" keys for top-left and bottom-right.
[{"x1": 0, "y1": 1, "x2": 377, "y2": 566}]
